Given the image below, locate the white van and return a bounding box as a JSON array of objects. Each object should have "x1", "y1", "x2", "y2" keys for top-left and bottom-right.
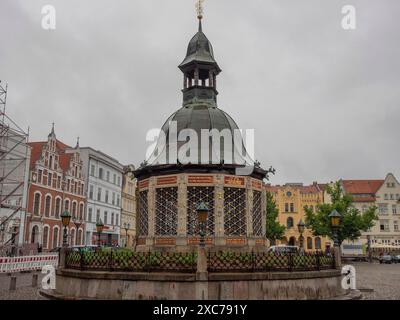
[{"x1": 267, "y1": 245, "x2": 300, "y2": 254}]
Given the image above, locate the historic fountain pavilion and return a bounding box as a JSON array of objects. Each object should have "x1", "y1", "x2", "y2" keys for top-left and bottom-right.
[{"x1": 134, "y1": 17, "x2": 269, "y2": 252}]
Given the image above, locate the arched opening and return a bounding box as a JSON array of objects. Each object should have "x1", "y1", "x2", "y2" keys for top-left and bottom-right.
[
  {"x1": 315, "y1": 237, "x2": 322, "y2": 250},
  {"x1": 44, "y1": 195, "x2": 51, "y2": 217},
  {"x1": 53, "y1": 227, "x2": 59, "y2": 248},
  {"x1": 70, "y1": 229, "x2": 76, "y2": 246},
  {"x1": 307, "y1": 237, "x2": 313, "y2": 250},
  {"x1": 286, "y1": 217, "x2": 294, "y2": 229},
  {"x1": 42, "y1": 226, "x2": 49, "y2": 249},
  {"x1": 289, "y1": 236, "x2": 296, "y2": 246},
  {"x1": 33, "y1": 193, "x2": 41, "y2": 215},
  {"x1": 31, "y1": 225, "x2": 39, "y2": 244}
]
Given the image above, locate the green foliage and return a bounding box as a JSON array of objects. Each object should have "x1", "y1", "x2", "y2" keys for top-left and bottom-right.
[
  {"x1": 265, "y1": 191, "x2": 286, "y2": 243},
  {"x1": 304, "y1": 181, "x2": 378, "y2": 246}
]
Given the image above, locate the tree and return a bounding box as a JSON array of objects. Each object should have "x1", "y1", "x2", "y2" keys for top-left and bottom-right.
[
  {"x1": 305, "y1": 181, "x2": 378, "y2": 246},
  {"x1": 266, "y1": 191, "x2": 286, "y2": 244}
]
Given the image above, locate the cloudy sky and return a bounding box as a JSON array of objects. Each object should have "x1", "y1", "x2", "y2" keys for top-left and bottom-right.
[{"x1": 1, "y1": 0, "x2": 399, "y2": 185}]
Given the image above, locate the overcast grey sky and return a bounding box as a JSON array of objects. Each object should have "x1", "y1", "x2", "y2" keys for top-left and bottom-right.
[{"x1": 1, "y1": 0, "x2": 399, "y2": 185}]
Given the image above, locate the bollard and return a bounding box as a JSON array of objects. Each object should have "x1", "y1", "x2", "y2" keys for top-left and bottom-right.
[
  {"x1": 32, "y1": 273, "x2": 38, "y2": 288},
  {"x1": 9, "y1": 275, "x2": 17, "y2": 291}
]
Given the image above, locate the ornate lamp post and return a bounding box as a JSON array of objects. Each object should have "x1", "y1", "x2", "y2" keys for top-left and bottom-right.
[
  {"x1": 96, "y1": 219, "x2": 104, "y2": 247},
  {"x1": 297, "y1": 219, "x2": 305, "y2": 250},
  {"x1": 196, "y1": 202, "x2": 209, "y2": 248},
  {"x1": 123, "y1": 223, "x2": 130, "y2": 247},
  {"x1": 61, "y1": 210, "x2": 71, "y2": 247},
  {"x1": 329, "y1": 210, "x2": 342, "y2": 247}
]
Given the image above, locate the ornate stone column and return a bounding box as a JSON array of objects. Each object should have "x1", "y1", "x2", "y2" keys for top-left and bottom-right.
[
  {"x1": 214, "y1": 174, "x2": 225, "y2": 246},
  {"x1": 177, "y1": 174, "x2": 188, "y2": 247},
  {"x1": 146, "y1": 177, "x2": 156, "y2": 246}
]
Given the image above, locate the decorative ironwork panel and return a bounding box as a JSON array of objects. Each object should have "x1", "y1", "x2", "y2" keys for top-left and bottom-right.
[
  {"x1": 224, "y1": 187, "x2": 246, "y2": 236},
  {"x1": 155, "y1": 187, "x2": 178, "y2": 236},
  {"x1": 138, "y1": 190, "x2": 149, "y2": 236},
  {"x1": 252, "y1": 190, "x2": 263, "y2": 236},
  {"x1": 187, "y1": 186, "x2": 215, "y2": 236}
]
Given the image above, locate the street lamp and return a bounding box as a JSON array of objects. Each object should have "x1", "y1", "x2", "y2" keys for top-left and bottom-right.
[
  {"x1": 297, "y1": 219, "x2": 305, "y2": 250},
  {"x1": 329, "y1": 209, "x2": 342, "y2": 247},
  {"x1": 123, "y1": 223, "x2": 130, "y2": 247},
  {"x1": 96, "y1": 219, "x2": 104, "y2": 247},
  {"x1": 196, "y1": 202, "x2": 209, "y2": 248},
  {"x1": 61, "y1": 210, "x2": 72, "y2": 247}
]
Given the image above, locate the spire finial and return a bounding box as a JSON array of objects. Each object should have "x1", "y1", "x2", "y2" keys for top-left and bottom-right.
[
  {"x1": 196, "y1": 0, "x2": 204, "y2": 21},
  {"x1": 75, "y1": 136, "x2": 80, "y2": 149},
  {"x1": 51, "y1": 122, "x2": 55, "y2": 133}
]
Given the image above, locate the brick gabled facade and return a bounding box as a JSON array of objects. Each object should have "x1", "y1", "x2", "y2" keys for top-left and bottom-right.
[{"x1": 24, "y1": 126, "x2": 86, "y2": 250}]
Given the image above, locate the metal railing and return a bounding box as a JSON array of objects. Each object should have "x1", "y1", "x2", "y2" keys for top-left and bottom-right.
[{"x1": 65, "y1": 248, "x2": 336, "y2": 273}]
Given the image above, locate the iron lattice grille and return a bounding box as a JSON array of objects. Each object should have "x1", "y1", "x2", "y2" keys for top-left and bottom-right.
[
  {"x1": 252, "y1": 190, "x2": 263, "y2": 236},
  {"x1": 155, "y1": 187, "x2": 178, "y2": 236},
  {"x1": 224, "y1": 187, "x2": 246, "y2": 236},
  {"x1": 138, "y1": 190, "x2": 149, "y2": 236},
  {"x1": 187, "y1": 187, "x2": 215, "y2": 236}
]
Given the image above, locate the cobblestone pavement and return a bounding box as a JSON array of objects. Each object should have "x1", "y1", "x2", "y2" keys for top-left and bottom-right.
[
  {"x1": 350, "y1": 261, "x2": 400, "y2": 300},
  {"x1": 0, "y1": 272, "x2": 46, "y2": 300}
]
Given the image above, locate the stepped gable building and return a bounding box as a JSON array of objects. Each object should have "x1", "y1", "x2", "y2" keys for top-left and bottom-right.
[
  {"x1": 25, "y1": 126, "x2": 86, "y2": 250},
  {"x1": 134, "y1": 14, "x2": 269, "y2": 251},
  {"x1": 266, "y1": 182, "x2": 331, "y2": 251}
]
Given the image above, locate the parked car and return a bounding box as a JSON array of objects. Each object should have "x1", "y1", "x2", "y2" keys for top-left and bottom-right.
[
  {"x1": 379, "y1": 255, "x2": 393, "y2": 264},
  {"x1": 267, "y1": 245, "x2": 301, "y2": 255},
  {"x1": 392, "y1": 255, "x2": 400, "y2": 263}
]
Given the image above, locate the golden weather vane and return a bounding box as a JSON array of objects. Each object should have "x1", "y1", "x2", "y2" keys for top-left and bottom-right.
[{"x1": 196, "y1": 0, "x2": 205, "y2": 20}]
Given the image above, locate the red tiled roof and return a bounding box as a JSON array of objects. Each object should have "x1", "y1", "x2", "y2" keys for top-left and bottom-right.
[
  {"x1": 28, "y1": 139, "x2": 72, "y2": 171},
  {"x1": 350, "y1": 196, "x2": 376, "y2": 203},
  {"x1": 342, "y1": 180, "x2": 384, "y2": 195}
]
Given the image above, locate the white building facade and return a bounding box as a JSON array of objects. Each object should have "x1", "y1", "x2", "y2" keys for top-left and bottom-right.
[{"x1": 79, "y1": 148, "x2": 124, "y2": 246}]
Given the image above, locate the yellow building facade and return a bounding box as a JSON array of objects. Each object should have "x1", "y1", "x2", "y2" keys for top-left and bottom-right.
[
  {"x1": 266, "y1": 183, "x2": 332, "y2": 251},
  {"x1": 121, "y1": 166, "x2": 137, "y2": 248}
]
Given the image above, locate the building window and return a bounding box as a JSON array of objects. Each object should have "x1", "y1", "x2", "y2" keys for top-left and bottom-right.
[
  {"x1": 390, "y1": 194, "x2": 394, "y2": 200},
  {"x1": 88, "y1": 208, "x2": 92, "y2": 222},
  {"x1": 64, "y1": 199, "x2": 70, "y2": 211},
  {"x1": 284, "y1": 203, "x2": 289, "y2": 212},
  {"x1": 105, "y1": 190, "x2": 109, "y2": 203},
  {"x1": 290, "y1": 203, "x2": 294, "y2": 213},
  {"x1": 315, "y1": 237, "x2": 321, "y2": 250},
  {"x1": 90, "y1": 164, "x2": 95, "y2": 176},
  {"x1": 113, "y1": 174, "x2": 116, "y2": 184},
  {"x1": 72, "y1": 201, "x2": 77, "y2": 219},
  {"x1": 57, "y1": 176, "x2": 61, "y2": 189},
  {"x1": 33, "y1": 193, "x2": 41, "y2": 215},
  {"x1": 53, "y1": 227, "x2": 59, "y2": 248},
  {"x1": 106, "y1": 171, "x2": 110, "y2": 182},
  {"x1": 111, "y1": 213, "x2": 114, "y2": 225},
  {"x1": 96, "y1": 209, "x2": 100, "y2": 223},
  {"x1": 117, "y1": 195, "x2": 120, "y2": 207},
  {"x1": 393, "y1": 205, "x2": 397, "y2": 215},
  {"x1": 384, "y1": 194, "x2": 388, "y2": 200},
  {"x1": 55, "y1": 198, "x2": 61, "y2": 218},
  {"x1": 99, "y1": 168, "x2": 103, "y2": 179},
  {"x1": 42, "y1": 226, "x2": 49, "y2": 249},
  {"x1": 116, "y1": 214, "x2": 119, "y2": 226},
  {"x1": 48, "y1": 173, "x2": 52, "y2": 187},
  {"x1": 79, "y1": 203, "x2": 84, "y2": 220},
  {"x1": 89, "y1": 185, "x2": 94, "y2": 199},
  {"x1": 38, "y1": 170, "x2": 42, "y2": 183},
  {"x1": 97, "y1": 188, "x2": 102, "y2": 201},
  {"x1": 112, "y1": 192, "x2": 115, "y2": 205},
  {"x1": 307, "y1": 237, "x2": 313, "y2": 250},
  {"x1": 286, "y1": 217, "x2": 294, "y2": 229},
  {"x1": 394, "y1": 222, "x2": 398, "y2": 231},
  {"x1": 117, "y1": 176, "x2": 121, "y2": 186},
  {"x1": 104, "y1": 211, "x2": 108, "y2": 225},
  {"x1": 379, "y1": 204, "x2": 388, "y2": 215},
  {"x1": 44, "y1": 195, "x2": 51, "y2": 217}
]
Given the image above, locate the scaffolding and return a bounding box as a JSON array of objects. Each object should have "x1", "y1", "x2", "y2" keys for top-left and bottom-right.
[{"x1": 0, "y1": 81, "x2": 30, "y2": 255}]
